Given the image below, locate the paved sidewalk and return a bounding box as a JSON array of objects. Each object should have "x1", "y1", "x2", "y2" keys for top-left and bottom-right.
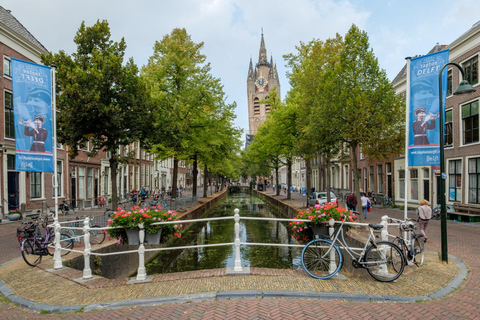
[{"x1": 0, "y1": 188, "x2": 478, "y2": 319}]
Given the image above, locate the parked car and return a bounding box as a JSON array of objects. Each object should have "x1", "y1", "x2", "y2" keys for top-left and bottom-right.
[
  {"x1": 432, "y1": 204, "x2": 454, "y2": 220},
  {"x1": 307, "y1": 192, "x2": 338, "y2": 207}
]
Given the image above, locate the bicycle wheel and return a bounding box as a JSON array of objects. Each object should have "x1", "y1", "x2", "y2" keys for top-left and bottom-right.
[
  {"x1": 413, "y1": 236, "x2": 425, "y2": 266},
  {"x1": 301, "y1": 238, "x2": 342, "y2": 279},
  {"x1": 89, "y1": 225, "x2": 106, "y2": 245},
  {"x1": 364, "y1": 241, "x2": 405, "y2": 282},
  {"x1": 58, "y1": 233, "x2": 74, "y2": 256},
  {"x1": 392, "y1": 237, "x2": 407, "y2": 269},
  {"x1": 21, "y1": 239, "x2": 42, "y2": 267}
]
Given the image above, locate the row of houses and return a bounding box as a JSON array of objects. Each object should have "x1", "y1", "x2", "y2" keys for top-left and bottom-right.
[
  {"x1": 282, "y1": 20, "x2": 480, "y2": 209},
  {"x1": 0, "y1": 7, "x2": 195, "y2": 218}
]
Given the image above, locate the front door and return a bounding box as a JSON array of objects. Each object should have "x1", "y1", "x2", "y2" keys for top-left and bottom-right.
[
  {"x1": 7, "y1": 172, "x2": 19, "y2": 211},
  {"x1": 387, "y1": 174, "x2": 392, "y2": 199},
  {"x1": 423, "y1": 179, "x2": 430, "y2": 201},
  {"x1": 71, "y1": 177, "x2": 76, "y2": 208}
]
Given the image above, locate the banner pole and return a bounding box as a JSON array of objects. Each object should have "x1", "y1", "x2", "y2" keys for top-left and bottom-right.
[
  {"x1": 51, "y1": 66, "x2": 59, "y2": 223},
  {"x1": 404, "y1": 57, "x2": 411, "y2": 221}
]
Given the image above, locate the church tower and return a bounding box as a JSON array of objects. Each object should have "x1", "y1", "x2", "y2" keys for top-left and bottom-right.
[{"x1": 247, "y1": 32, "x2": 281, "y2": 141}]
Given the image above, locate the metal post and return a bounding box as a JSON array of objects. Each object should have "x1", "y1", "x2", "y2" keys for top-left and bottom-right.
[
  {"x1": 233, "y1": 209, "x2": 242, "y2": 271},
  {"x1": 136, "y1": 223, "x2": 147, "y2": 281},
  {"x1": 83, "y1": 217, "x2": 92, "y2": 279}
]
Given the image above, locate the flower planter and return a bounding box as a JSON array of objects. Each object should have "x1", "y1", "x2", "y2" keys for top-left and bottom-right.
[
  {"x1": 125, "y1": 228, "x2": 162, "y2": 245},
  {"x1": 311, "y1": 223, "x2": 346, "y2": 240},
  {"x1": 8, "y1": 213, "x2": 21, "y2": 221}
]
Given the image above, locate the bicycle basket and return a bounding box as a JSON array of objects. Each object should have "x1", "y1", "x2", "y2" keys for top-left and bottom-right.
[{"x1": 17, "y1": 222, "x2": 37, "y2": 239}]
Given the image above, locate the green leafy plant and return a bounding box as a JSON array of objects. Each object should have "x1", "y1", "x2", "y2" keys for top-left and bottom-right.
[
  {"x1": 107, "y1": 206, "x2": 183, "y2": 244},
  {"x1": 290, "y1": 203, "x2": 357, "y2": 243},
  {"x1": 9, "y1": 209, "x2": 21, "y2": 215}
]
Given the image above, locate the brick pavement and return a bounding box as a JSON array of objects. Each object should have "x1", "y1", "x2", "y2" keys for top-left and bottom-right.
[{"x1": 0, "y1": 189, "x2": 479, "y2": 319}]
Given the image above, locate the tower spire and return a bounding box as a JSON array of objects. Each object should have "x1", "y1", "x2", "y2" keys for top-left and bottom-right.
[
  {"x1": 248, "y1": 57, "x2": 254, "y2": 80},
  {"x1": 257, "y1": 30, "x2": 268, "y2": 66}
]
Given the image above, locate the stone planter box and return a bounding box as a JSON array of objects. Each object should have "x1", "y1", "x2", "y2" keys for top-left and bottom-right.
[{"x1": 311, "y1": 223, "x2": 345, "y2": 240}]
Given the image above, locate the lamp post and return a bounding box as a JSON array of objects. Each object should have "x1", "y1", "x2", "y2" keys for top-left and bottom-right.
[{"x1": 438, "y1": 62, "x2": 475, "y2": 263}]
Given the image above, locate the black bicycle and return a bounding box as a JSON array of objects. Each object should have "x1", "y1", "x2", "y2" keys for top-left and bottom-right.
[
  {"x1": 388, "y1": 217, "x2": 425, "y2": 267},
  {"x1": 18, "y1": 215, "x2": 74, "y2": 267}
]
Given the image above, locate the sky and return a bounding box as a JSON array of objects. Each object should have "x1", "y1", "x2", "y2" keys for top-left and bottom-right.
[{"x1": 2, "y1": 0, "x2": 479, "y2": 143}]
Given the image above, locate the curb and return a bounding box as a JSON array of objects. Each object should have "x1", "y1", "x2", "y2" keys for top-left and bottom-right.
[{"x1": 0, "y1": 253, "x2": 469, "y2": 313}]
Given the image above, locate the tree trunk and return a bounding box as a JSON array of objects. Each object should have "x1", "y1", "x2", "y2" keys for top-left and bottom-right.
[
  {"x1": 351, "y1": 142, "x2": 363, "y2": 222},
  {"x1": 287, "y1": 158, "x2": 292, "y2": 200},
  {"x1": 203, "y1": 164, "x2": 208, "y2": 198},
  {"x1": 306, "y1": 158, "x2": 312, "y2": 207},
  {"x1": 275, "y1": 165, "x2": 280, "y2": 196},
  {"x1": 192, "y1": 154, "x2": 198, "y2": 197},
  {"x1": 110, "y1": 155, "x2": 118, "y2": 210},
  {"x1": 172, "y1": 157, "x2": 178, "y2": 198},
  {"x1": 326, "y1": 159, "x2": 331, "y2": 202}
]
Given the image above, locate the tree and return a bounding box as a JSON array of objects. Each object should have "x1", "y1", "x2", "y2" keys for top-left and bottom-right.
[
  {"x1": 142, "y1": 28, "x2": 236, "y2": 198},
  {"x1": 42, "y1": 20, "x2": 151, "y2": 209},
  {"x1": 330, "y1": 25, "x2": 404, "y2": 220}
]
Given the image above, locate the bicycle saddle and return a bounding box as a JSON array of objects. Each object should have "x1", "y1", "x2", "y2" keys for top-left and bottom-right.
[
  {"x1": 368, "y1": 224, "x2": 384, "y2": 230},
  {"x1": 30, "y1": 216, "x2": 39, "y2": 220}
]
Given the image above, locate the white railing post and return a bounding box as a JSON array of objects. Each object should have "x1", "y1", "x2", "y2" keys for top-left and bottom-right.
[
  {"x1": 328, "y1": 219, "x2": 337, "y2": 274},
  {"x1": 381, "y1": 215, "x2": 389, "y2": 241},
  {"x1": 233, "y1": 208, "x2": 242, "y2": 271},
  {"x1": 53, "y1": 219, "x2": 63, "y2": 269},
  {"x1": 83, "y1": 217, "x2": 92, "y2": 279},
  {"x1": 136, "y1": 223, "x2": 147, "y2": 281}
]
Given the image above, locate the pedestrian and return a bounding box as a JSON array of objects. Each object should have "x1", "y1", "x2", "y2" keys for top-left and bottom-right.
[
  {"x1": 360, "y1": 192, "x2": 370, "y2": 219},
  {"x1": 417, "y1": 199, "x2": 432, "y2": 242},
  {"x1": 346, "y1": 192, "x2": 357, "y2": 212}
]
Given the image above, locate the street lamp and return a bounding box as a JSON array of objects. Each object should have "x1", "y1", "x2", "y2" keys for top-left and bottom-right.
[{"x1": 438, "y1": 62, "x2": 475, "y2": 263}]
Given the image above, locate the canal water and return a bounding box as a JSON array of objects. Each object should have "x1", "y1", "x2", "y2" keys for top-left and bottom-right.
[{"x1": 145, "y1": 192, "x2": 303, "y2": 275}]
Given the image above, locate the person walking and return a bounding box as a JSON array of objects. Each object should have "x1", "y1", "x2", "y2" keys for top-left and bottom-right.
[
  {"x1": 346, "y1": 192, "x2": 357, "y2": 212},
  {"x1": 417, "y1": 199, "x2": 432, "y2": 242},
  {"x1": 360, "y1": 193, "x2": 370, "y2": 220}
]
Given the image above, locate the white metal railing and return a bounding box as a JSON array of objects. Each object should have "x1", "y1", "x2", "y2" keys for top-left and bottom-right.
[{"x1": 50, "y1": 210, "x2": 399, "y2": 281}]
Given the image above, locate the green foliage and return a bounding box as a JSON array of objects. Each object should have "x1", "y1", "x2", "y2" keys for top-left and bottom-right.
[{"x1": 41, "y1": 20, "x2": 152, "y2": 209}]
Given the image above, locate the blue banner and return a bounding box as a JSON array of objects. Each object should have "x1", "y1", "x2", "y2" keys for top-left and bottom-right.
[
  {"x1": 11, "y1": 58, "x2": 54, "y2": 172},
  {"x1": 408, "y1": 49, "x2": 449, "y2": 167}
]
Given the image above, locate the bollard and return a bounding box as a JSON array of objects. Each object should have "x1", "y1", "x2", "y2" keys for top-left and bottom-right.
[
  {"x1": 83, "y1": 217, "x2": 92, "y2": 279},
  {"x1": 53, "y1": 218, "x2": 63, "y2": 269},
  {"x1": 233, "y1": 208, "x2": 242, "y2": 272},
  {"x1": 328, "y1": 219, "x2": 337, "y2": 274},
  {"x1": 136, "y1": 223, "x2": 147, "y2": 281}
]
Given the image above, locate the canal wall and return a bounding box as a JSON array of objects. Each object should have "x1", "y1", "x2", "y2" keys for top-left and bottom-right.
[
  {"x1": 252, "y1": 190, "x2": 301, "y2": 218},
  {"x1": 67, "y1": 190, "x2": 228, "y2": 279}
]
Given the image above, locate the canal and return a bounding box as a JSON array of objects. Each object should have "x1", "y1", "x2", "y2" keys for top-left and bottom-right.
[{"x1": 145, "y1": 192, "x2": 303, "y2": 275}]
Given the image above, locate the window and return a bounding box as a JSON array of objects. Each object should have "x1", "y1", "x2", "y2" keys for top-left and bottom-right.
[
  {"x1": 4, "y1": 91, "x2": 14, "y2": 138},
  {"x1": 449, "y1": 159, "x2": 462, "y2": 202},
  {"x1": 410, "y1": 169, "x2": 418, "y2": 200},
  {"x1": 253, "y1": 98, "x2": 260, "y2": 115},
  {"x1": 445, "y1": 109, "x2": 453, "y2": 146},
  {"x1": 7, "y1": 154, "x2": 15, "y2": 170},
  {"x1": 3, "y1": 56, "x2": 11, "y2": 78},
  {"x1": 462, "y1": 55, "x2": 478, "y2": 86},
  {"x1": 53, "y1": 161, "x2": 63, "y2": 197},
  {"x1": 462, "y1": 100, "x2": 479, "y2": 144},
  {"x1": 78, "y1": 167, "x2": 85, "y2": 199},
  {"x1": 31, "y1": 173, "x2": 42, "y2": 199},
  {"x1": 369, "y1": 166, "x2": 374, "y2": 191},
  {"x1": 87, "y1": 167, "x2": 93, "y2": 199},
  {"x1": 399, "y1": 170, "x2": 405, "y2": 199},
  {"x1": 447, "y1": 69, "x2": 453, "y2": 96},
  {"x1": 468, "y1": 158, "x2": 480, "y2": 204},
  {"x1": 377, "y1": 165, "x2": 383, "y2": 193}
]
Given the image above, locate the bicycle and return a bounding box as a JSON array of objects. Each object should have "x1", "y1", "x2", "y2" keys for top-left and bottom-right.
[
  {"x1": 301, "y1": 218, "x2": 405, "y2": 282},
  {"x1": 18, "y1": 214, "x2": 74, "y2": 267},
  {"x1": 59, "y1": 200, "x2": 75, "y2": 216},
  {"x1": 388, "y1": 217, "x2": 425, "y2": 267},
  {"x1": 383, "y1": 196, "x2": 393, "y2": 208},
  {"x1": 63, "y1": 214, "x2": 106, "y2": 245}
]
